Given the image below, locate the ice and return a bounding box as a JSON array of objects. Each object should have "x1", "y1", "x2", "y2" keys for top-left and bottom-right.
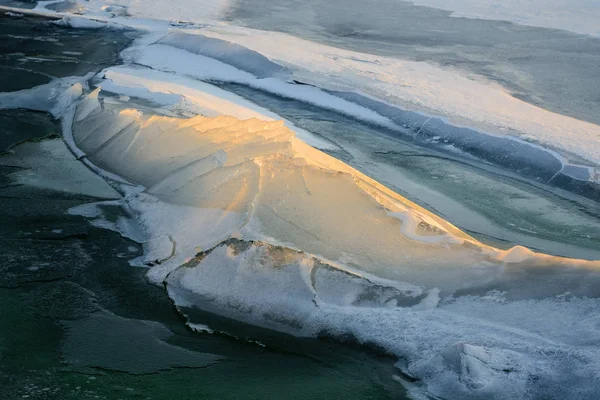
[
  {"x1": 142, "y1": 235, "x2": 175, "y2": 265},
  {"x1": 110, "y1": 29, "x2": 600, "y2": 175},
  {"x1": 125, "y1": 41, "x2": 398, "y2": 130},
  {"x1": 53, "y1": 16, "x2": 114, "y2": 29},
  {"x1": 68, "y1": 201, "x2": 147, "y2": 243},
  {"x1": 327, "y1": 91, "x2": 574, "y2": 183},
  {"x1": 61, "y1": 311, "x2": 222, "y2": 374},
  {"x1": 69, "y1": 89, "x2": 489, "y2": 285},
  {"x1": 166, "y1": 239, "x2": 427, "y2": 334},
  {"x1": 190, "y1": 27, "x2": 600, "y2": 166},
  {"x1": 157, "y1": 32, "x2": 289, "y2": 79},
  {"x1": 27, "y1": 1, "x2": 600, "y2": 167},
  {"x1": 188, "y1": 323, "x2": 214, "y2": 334},
  {"x1": 0, "y1": 78, "x2": 85, "y2": 117},
  {"x1": 34, "y1": 1, "x2": 66, "y2": 12},
  {"x1": 12, "y1": 2, "x2": 598, "y2": 398},
  {"x1": 495, "y1": 246, "x2": 535, "y2": 263},
  {"x1": 407, "y1": 0, "x2": 600, "y2": 37},
  {"x1": 0, "y1": 138, "x2": 120, "y2": 199},
  {"x1": 98, "y1": 65, "x2": 338, "y2": 150},
  {"x1": 68, "y1": 88, "x2": 599, "y2": 288},
  {"x1": 164, "y1": 239, "x2": 600, "y2": 400},
  {"x1": 71, "y1": 0, "x2": 231, "y2": 25},
  {"x1": 64, "y1": 84, "x2": 600, "y2": 398},
  {"x1": 440, "y1": 343, "x2": 521, "y2": 391}
]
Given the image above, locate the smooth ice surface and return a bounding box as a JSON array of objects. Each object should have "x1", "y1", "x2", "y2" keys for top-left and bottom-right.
[
  {"x1": 1, "y1": 138, "x2": 120, "y2": 199},
  {"x1": 407, "y1": 0, "x2": 600, "y2": 37},
  {"x1": 61, "y1": 311, "x2": 222, "y2": 374}
]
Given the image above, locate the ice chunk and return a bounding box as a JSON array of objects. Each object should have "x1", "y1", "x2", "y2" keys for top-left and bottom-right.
[
  {"x1": 158, "y1": 32, "x2": 289, "y2": 78},
  {"x1": 0, "y1": 79, "x2": 84, "y2": 117},
  {"x1": 441, "y1": 343, "x2": 521, "y2": 391},
  {"x1": 496, "y1": 246, "x2": 535, "y2": 263},
  {"x1": 53, "y1": 15, "x2": 124, "y2": 30},
  {"x1": 166, "y1": 239, "x2": 424, "y2": 334}
]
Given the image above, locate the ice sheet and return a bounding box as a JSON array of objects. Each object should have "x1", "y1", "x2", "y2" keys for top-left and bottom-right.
[
  {"x1": 1, "y1": 138, "x2": 120, "y2": 199},
  {"x1": 408, "y1": 0, "x2": 600, "y2": 37},
  {"x1": 189, "y1": 26, "x2": 600, "y2": 166},
  {"x1": 30, "y1": 0, "x2": 600, "y2": 167},
  {"x1": 62, "y1": 82, "x2": 600, "y2": 398},
  {"x1": 13, "y1": 3, "x2": 598, "y2": 398},
  {"x1": 99, "y1": 65, "x2": 338, "y2": 150}
]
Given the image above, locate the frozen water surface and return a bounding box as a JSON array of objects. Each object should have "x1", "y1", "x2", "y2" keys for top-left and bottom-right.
[{"x1": 1, "y1": 3, "x2": 600, "y2": 400}]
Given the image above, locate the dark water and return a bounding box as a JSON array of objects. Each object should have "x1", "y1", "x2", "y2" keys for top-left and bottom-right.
[
  {"x1": 0, "y1": 0, "x2": 35, "y2": 9},
  {"x1": 224, "y1": 0, "x2": 600, "y2": 127},
  {"x1": 0, "y1": 12, "x2": 409, "y2": 400},
  {"x1": 0, "y1": 8, "x2": 132, "y2": 92}
]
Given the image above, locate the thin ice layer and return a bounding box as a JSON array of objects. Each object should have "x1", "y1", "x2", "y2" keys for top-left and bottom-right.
[{"x1": 1, "y1": 138, "x2": 120, "y2": 199}]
